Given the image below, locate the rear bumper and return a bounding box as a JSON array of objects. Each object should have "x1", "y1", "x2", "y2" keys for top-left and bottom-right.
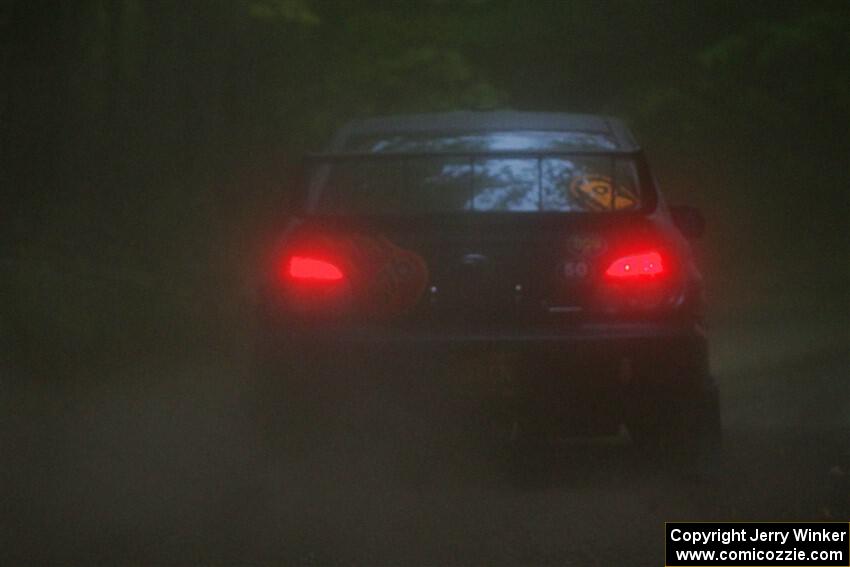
[
  {"x1": 255, "y1": 319, "x2": 712, "y2": 437},
  {"x1": 266, "y1": 319, "x2": 706, "y2": 351}
]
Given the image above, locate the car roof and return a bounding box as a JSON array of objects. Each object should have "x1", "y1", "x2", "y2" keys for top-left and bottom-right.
[{"x1": 332, "y1": 110, "x2": 639, "y2": 152}]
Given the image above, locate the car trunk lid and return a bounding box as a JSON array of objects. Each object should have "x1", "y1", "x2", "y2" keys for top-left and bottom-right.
[{"x1": 281, "y1": 213, "x2": 663, "y2": 327}]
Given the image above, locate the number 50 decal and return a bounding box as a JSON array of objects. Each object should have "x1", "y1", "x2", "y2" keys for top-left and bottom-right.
[{"x1": 563, "y1": 261, "x2": 589, "y2": 279}]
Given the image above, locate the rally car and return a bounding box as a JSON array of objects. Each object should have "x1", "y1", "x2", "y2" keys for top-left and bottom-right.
[{"x1": 251, "y1": 111, "x2": 720, "y2": 466}]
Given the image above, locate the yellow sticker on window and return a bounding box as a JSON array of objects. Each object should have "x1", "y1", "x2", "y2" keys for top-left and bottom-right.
[{"x1": 569, "y1": 174, "x2": 638, "y2": 211}]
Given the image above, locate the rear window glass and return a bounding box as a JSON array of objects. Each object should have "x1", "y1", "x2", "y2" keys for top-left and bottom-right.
[
  {"x1": 311, "y1": 131, "x2": 640, "y2": 214},
  {"x1": 312, "y1": 157, "x2": 640, "y2": 213}
]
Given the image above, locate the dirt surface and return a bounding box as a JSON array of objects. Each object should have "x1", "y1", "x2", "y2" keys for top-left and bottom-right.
[{"x1": 3, "y1": 307, "x2": 849, "y2": 565}]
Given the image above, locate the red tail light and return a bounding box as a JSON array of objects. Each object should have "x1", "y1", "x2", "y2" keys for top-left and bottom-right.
[
  {"x1": 287, "y1": 256, "x2": 344, "y2": 282},
  {"x1": 605, "y1": 251, "x2": 664, "y2": 279}
]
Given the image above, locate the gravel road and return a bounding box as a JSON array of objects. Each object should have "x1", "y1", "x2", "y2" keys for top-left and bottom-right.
[{"x1": 3, "y1": 310, "x2": 848, "y2": 565}]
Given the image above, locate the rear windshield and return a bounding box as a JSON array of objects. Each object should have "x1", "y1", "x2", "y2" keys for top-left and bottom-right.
[{"x1": 310, "y1": 131, "x2": 642, "y2": 214}]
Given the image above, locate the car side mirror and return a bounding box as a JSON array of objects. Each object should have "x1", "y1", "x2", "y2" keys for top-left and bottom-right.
[{"x1": 670, "y1": 205, "x2": 705, "y2": 240}]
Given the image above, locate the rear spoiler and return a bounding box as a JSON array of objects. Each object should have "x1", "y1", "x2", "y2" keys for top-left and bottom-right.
[{"x1": 305, "y1": 149, "x2": 642, "y2": 161}]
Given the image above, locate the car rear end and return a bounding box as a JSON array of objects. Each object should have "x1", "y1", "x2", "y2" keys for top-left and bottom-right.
[{"x1": 252, "y1": 112, "x2": 719, "y2": 461}]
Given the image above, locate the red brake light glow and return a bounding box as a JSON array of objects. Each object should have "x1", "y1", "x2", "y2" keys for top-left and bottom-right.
[
  {"x1": 605, "y1": 251, "x2": 664, "y2": 278},
  {"x1": 287, "y1": 256, "x2": 344, "y2": 281}
]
